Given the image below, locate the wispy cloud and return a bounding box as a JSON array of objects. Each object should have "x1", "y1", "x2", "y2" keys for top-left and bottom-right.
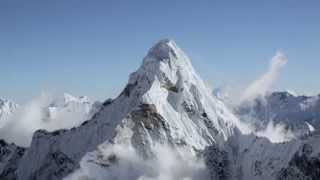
[
  {"x1": 0, "y1": 93, "x2": 93, "y2": 146},
  {"x1": 65, "y1": 143, "x2": 210, "y2": 180},
  {"x1": 240, "y1": 51, "x2": 287, "y2": 103}
]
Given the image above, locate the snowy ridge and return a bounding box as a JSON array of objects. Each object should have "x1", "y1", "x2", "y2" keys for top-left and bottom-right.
[{"x1": 16, "y1": 39, "x2": 245, "y2": 180}]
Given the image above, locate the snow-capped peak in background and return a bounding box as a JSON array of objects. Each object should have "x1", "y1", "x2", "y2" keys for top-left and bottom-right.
[
  {"x1": 0, "y1": 98, "x2": 18, "y2": 128},
  {"x1": 0, "y1": 98, "x2": 18, "y2": 109},
  {"x1": 63, "y1": 93, "x2": 90, "y2": 104},
  {"x1": 0, "y1": 93, "x2": 100, "y2": 146}
]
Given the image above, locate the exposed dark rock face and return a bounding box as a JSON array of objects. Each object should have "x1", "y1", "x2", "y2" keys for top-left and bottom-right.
[
  {"x1": 182, "y1": 101, "x2": 196, "y2": 115},
  {"x1": 162, "y1": 84, "x2": 179, "y2": 93},
  {"x1": 159, "y1": 71, "x2": 179, "y2": 93},
  {"x1": 253, "y1": 160, "x2": 263, "y2": 176},
  {"x1": 102, "y1": 98, "x2": 113, "y2": 107},
  {"x1": 0, "y1": 140, "x2": 26, "y2": 180},
  {"x1": 29, "y1": 151, "x2": 77, "y2": 180},
  {"x1": 277, "y1": 167, "x2": 309, "y2": 180},
  {"x1": 131, "y1": 104, "x2": 167, "y2": 130},
  {"x1": 120, "y1": 81, "x2": 138, "y2": 97},
  {"x1": 277, "y1": 144, "x2": 320, "y2": 180},
  {"x1": 204, "y1": 146, "x2": 230, "y2": 180},
  {"x1": 130, "y1": 103, "x2": 172, "y2": 158}
]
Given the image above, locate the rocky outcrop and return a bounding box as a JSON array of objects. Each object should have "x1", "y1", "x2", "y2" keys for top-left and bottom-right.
[{"x1": 0, "y1": 140, "x2": 25, "y2": 180}]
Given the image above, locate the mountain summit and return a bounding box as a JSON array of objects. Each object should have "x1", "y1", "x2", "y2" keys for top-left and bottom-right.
[
  {"x1": 2, "y1": 40, "x2": 319, "y2": 180},
  {"x1": 13, "y1": 39, "x2": 243, "y2": 180}
]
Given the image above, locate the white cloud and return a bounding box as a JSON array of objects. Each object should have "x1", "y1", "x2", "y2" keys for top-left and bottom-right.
[
  {"x1": 240, "y1": 51, "x2": 287, "y2": 103},
  {"x1": 0, "y1": 93, "x2": 94, "y2": 147},
  {"x1": 256, "y1": 121, "x2": 295, "y2": 143},
  {"x1": 65, "y1": 143, "x2": 210, "y2": 180}
]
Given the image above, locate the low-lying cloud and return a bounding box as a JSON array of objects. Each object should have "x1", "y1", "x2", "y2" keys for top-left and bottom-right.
[
  {"x1": 65, "y1": 143, "x2": 210, "y2": 180},
  {"x1": 256, "y1": 121, "x2": 295, "y2": 143},
  {"x1": 0, "y1": 93, "x2": 94, "y2": 147}
]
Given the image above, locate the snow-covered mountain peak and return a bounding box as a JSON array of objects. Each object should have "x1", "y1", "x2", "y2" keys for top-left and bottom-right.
[
  {"x1": 1, "y1": 40, "x2": 319, "y2": 180},
  {"x1": 144, "y1": 38, "x2": 180, "y2": 62},
  {"x1": 136, "y1": 39, "x2": 197, "y2": 84},
  {"x1": 0, "y1": 98, "x2": 18, "y2": 127},
  {"x1": 123, "y1": 39, "x2": 244, "y2": 140},
  {"x1": 129, "y1": 39, "x2": 209, "y2": 99},
  {"x1": 63, "y1": 93, "x2": 90, "y2": 104},
  {"x1": 0, "y1": 98, "x2": 18, "y2": 111},
  {"x1": 14, "y1": 40, "x2": 246, "y2": 180}
]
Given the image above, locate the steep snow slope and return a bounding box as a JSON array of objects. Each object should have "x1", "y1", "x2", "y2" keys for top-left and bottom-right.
[
  {"x1": 212, "y1": 87, "x2": 234, "y2": 108},
  {"x1": 0, "y1": 98, "x2": 18, "y2": 128},
  {"x1": 16, "y1": 39, "x2": 243, "y2": 180},
  {"x1": 236, "y1": 91, "x2": 320, "y2": 136}
]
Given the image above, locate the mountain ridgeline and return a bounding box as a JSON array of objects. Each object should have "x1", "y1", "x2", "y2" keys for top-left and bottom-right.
[{"x1": 0, "y1": 39, "x2": 319, "y2": 180}]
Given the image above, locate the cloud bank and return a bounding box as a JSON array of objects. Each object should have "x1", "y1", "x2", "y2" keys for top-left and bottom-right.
[
  {"x1": 65, "y1": 143, "x2": 210, "y2": 180},
  {"x1": 0, "y1": 93, "x2": 95, "y2": 147}
]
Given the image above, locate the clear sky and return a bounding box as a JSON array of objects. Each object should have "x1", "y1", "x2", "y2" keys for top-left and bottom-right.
[{"x1": 1, "y1": 0, "x2": 319, "y2": 103}]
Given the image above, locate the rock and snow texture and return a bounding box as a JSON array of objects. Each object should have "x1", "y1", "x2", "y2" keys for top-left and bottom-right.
[
  {"x1": 0, "y1": 39, "x2": 319, "y2": 180},
  {"x1": 0, "y1": 94, "x2": 100, "y2": 146},
  {"x1": 0, "y1": 98, "x2": 18, "y2": 128},
  {"x1": 0, "y1": 140, "x2": 26, "y2": 179},
  {"x1": 205, "y1": 131, "x2": 320, "y2": 180},
  {"x1": 236, "y1": 91, "x2": 320, "y2": 137},
  {"x1": 14, "y1": 39, "x2": 245, "y2": 180}
]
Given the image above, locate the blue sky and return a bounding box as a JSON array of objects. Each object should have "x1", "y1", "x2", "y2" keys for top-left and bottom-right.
[{"x1": 1, "y1": 0, "x2": 319, "y2": 102}]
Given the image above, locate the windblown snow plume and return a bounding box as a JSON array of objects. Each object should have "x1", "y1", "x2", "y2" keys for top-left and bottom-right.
[
  {"x1": 256, "y1": 121, "x2": 295, "y2": 143},
  {"x1": 0, "y1": 93, "x2": 98, "y2": 146},
  {"x1": 65, "y1": 144, "x2": 209, "y2": 180},
  {"x1": 240, "y1": 51, "x2": 287, "y2": 103}
]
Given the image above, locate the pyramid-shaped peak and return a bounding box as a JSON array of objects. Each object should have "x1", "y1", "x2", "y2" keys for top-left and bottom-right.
[
  {"x1": 141, "y1": 38, "x2": 195, "y2": 72},
  {"x1": 133, "y1": 39, "x2": 198, "y2": 86},
  {"x1": 146, "y1": 39, "x2": 182, "y2": 61},
  {"x1": 151, "y1": 38, "x2": 177, "y2": 50}
]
